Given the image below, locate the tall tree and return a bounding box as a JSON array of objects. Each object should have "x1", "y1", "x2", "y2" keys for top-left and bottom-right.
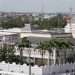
[
  {"x1": 37, "y1": 42, "x2": 47, "y2": 66},
  {"x1": 53, "y1": 38, "x2": 73, "y2": 64},
  {"x1": 18, "y1": 37, "x2": 30, "y2": 65},
  {"x1": 37, "y1": 38, "x2": 73, "y2": 65}
]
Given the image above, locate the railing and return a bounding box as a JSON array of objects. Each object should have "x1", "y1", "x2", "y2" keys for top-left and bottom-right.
[
  {"x1": 15, "y1": 48, "x2": 51, "y2": 59},
  {"x1": 43, "y1": 63, "x2": 75, "y2": 75}
]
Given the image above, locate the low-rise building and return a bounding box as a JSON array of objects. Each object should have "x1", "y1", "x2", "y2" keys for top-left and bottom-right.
[{"x1": 0, "y1": 22, "x2": 74, "y2": 65}]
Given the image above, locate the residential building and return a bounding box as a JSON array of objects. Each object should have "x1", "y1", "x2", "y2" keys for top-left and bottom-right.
[{"x1": 0, "y1": 22, "x2": 73, "y2": 65}]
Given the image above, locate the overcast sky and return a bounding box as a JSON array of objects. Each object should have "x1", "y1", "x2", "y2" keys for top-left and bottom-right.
[{"x1": 0, "y1": 0, "x2": 74, "y2": 13}]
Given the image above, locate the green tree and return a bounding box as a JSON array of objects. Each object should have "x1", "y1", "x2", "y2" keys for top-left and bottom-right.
[
  {"x1": 18, "y1": 37, "x2": 31, "y2": 65},
  {"x1": 32, "y1": 14, "x2": 66, "y2": 29},
  {"x1": 1, "y1": 16, "x2": 25, "y2": 29},
  {"x1": 52, "y1": 38, "x2": 73, "y2": 64},
  {"x1": 0, "y1": 44, "x2": 15, "y2": 63},
  {"x1": 37, "y1": 39, "x2": 60, "y2": 65},
  {"x1": 37, "y1": 42, "x2": 47, "y2": 66},
  {"x1": 37, "y1": 38, "x2": 73, "y2": 65}
]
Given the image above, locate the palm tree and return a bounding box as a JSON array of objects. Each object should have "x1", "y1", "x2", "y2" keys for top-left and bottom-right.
[
  {"x1": 47, "y1": 39, "x2": 58, "y2": 65},
  {"x1": 37, "y1": 42, "x2": 47, "y2": 66},
  {"x1": 37, "y1": 39, "x2": 58, "y2": 65},
  {"x1": 37, "y1": 38, "x2": 73, "y2": 65},
  {"x1": 18, "y1": 37, "x2": 30, "y2": 65},
  {"x1": 18, "y1": 37, "x2": 32, "y2": 75},
  {"x1": 53, "y1": 38, "x2": 73, "y2": 64}
]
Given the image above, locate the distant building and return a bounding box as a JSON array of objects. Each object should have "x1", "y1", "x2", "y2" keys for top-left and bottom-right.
[
  {"x1": 64, "y1": 15, "x2": 75, "y2": 38},
  {"x1": 0, "y1": 31, "x2": 20, "y2": 46}
]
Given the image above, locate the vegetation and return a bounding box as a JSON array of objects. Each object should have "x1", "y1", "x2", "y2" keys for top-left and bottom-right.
[
  {"x1": 0, "y1": 38, "x2": 74, "y2": 65},
  {"x1": 37, "y1": 38, "x2": 73, "y2": 65},
  {"x1": 0, "y1": 14, "x2": 66, "y2": 29},
  {"x1": 0, "y1": 16, "x2": 25, "y2": 29},
  {"x1": 0, "y1": 38, "x2": 31, "y2": 65},
  {"x1": 37, "y1": 42, "x2": 47, "y2": 66},
  {"x1": 18, "y1": 37, "x2": 31, "y2": 48},
  {"x1": 53, "y1": 39, "x2": 73, "y2": 64},
  {"x1": 18, "y1": 37, "x2": 31, "y2": 65},
  {"x1": 32, "y1": 14, "x2": 67, "y2": 29},
  {"x1": 0, "y1": 44, "x2": 15, "y2": 63}
]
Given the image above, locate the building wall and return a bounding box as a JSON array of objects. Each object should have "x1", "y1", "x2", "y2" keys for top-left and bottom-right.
[
  {"x1": 64, "y1": 15, "x2": 75, "y2": 38},
  {"x1": 64, "y1": 23, "x2": 71, "y2": 33},
  {"x1": 0, "y1": 33, "x2": 20, "y2": 45},
  {"x1": 71, "y1": 23, "x2": 75, "y2": 38}
]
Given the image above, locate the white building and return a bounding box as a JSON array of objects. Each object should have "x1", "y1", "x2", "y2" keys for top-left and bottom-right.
[
  {"x1": 0, "y1": 23, "x2": 73, "y2": 65},
  {"x1": 64, "y1": 15, "x2": 75, "y2": 38},
  {"x1": 0, "y1": 21, "x2": 74, "y2": 75}
]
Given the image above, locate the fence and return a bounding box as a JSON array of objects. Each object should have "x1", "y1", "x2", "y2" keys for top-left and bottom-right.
[
  {"x1": 0, "y1": 61, "x2": 42, "y2": 75},
  {"x1": 43, "y1": 63, "x2": 75, "y2": 75}
]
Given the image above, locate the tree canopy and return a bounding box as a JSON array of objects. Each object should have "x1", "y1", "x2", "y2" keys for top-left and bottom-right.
[
  {"x1": 0, "y1": 44, "x2": 15, "y2": 63},
  {"x1": 37, "y1": 38, "x2": 73, "y2": 65},
  {"x1": 0, "y1": 38, "x2": 31, "y2": 65},
  {"x1": 0, "y1": 16, "x2": 25, "y2": 29},
  {"x1": 18, "y1": 37, "x2": 31, "y2": 48},
  {"x1": 0, "y1": 14, "x2": 67, "y2": 29},
  {"x1": 32, "y1": 14, "x2": 67, "y2": 29}
]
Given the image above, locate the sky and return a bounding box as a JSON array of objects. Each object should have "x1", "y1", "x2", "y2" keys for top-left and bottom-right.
[{"x1": 0, "y1": 0, "x2": 74, "y2": 13}]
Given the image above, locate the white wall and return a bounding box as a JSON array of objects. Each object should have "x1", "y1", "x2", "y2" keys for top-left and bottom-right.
[
  {"x1": 64, "y1": 23, "x2": 71, "y2": 33},
  {"x1": 64, "y1": 23, "x2": 75, "y2": 38},
  {"x1": 0, "y1": 61, "x2": 42, "y2": 75},
  {"x1": 71, "y1": 23, "x2": 75, "y2": 38},
  {"x1": 15, "y1": 48, "x2": 50, "y2": 59}
]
